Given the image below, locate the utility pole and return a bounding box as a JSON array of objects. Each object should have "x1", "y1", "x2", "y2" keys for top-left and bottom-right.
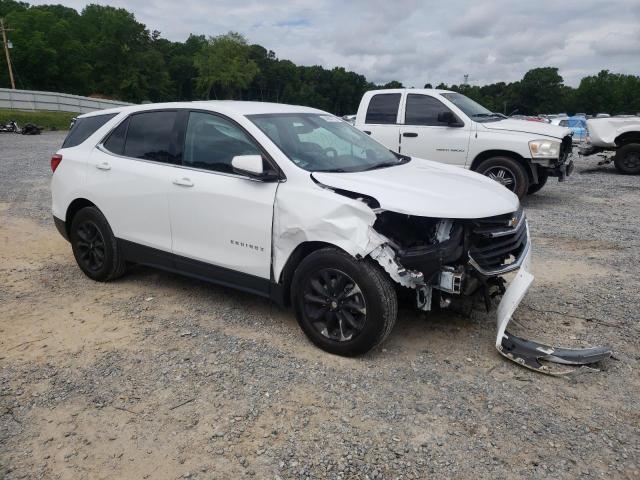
[{"x1": 1, "y1": 18, "x2": 16, "y2": 89}]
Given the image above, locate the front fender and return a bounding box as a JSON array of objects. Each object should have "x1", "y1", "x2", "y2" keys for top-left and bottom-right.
[{"x1": 272, "y1": 181, "x2": 386, "y2": 282}]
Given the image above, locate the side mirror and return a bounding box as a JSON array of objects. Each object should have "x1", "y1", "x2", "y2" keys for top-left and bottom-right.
[
  {"x1": 231, "y1": 155, "x2": 279, "y2": 181},
  {"x1": 437, "y1": 111, "x2": 464, "y2": 127}
]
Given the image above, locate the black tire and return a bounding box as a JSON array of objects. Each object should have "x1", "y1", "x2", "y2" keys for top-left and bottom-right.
[
  {"x1": 69, "y1": 206, "x2": 126, "y2": 282},
  {"x1": 527, "y1": 171, "x2": 549, "y2": 195},
  {"x1": 614, "y1": 143, "x2": 640, "y2": 175},
  {"x1": 476, "y1": 156, "x2": 530, "y2": 199},
  {"x1": 291, "y1": 247, "x2": 397, "y2": 356}
]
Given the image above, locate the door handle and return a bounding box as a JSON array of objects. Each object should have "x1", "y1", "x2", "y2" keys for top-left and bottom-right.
[
  {"x1": 402, "y1": 132, "x2": 418, "y2": 138},
  {"x1": 363, "y1": 130, "x2": 372, "y2": 135},
  {"x1": 95, "y1": 161, "x2": 111, "y2": 171},
  {"x1": 172, "y1": 177, "x2": 194, "y2": 187}
]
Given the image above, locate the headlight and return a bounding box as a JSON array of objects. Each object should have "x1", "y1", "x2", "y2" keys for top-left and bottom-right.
[{"x1": 529, "y1": 139, "x2": 561, "y2": 159}]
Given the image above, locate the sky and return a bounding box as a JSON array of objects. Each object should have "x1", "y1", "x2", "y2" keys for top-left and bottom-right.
[{"x1": 31, "y1": 0, "x2": 640, "y2": 87}]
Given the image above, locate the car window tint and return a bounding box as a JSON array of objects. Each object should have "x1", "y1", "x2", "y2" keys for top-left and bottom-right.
[
  {"x1": 62, "y1": 113, "x2": 117, "y2": 148},
  {"x1": 123, "y1": 111, "x2": 178, "y2": 163},
  {"x1": 183, "y1": 112, "x2": 262, "y2": 174},
  {"x1": 559, "y1": 120, "x2": 568, "y2": 127},
  {"x1": 405, "y1": 94, "x2": 451, "y2": 126},
  {"x1": 102, "y1": 117, "x2": 129, "y2": 155},
  {"x1": 365, "y1": 94, "x2": 401, "y2": 124}
]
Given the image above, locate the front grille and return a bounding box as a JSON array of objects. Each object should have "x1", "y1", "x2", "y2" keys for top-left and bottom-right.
[
  {"x1": 468, "y1": 209, "x2": 529, "y2": 275},
  {"x1": 560, "y1": 135, "x2": 573, "y2": 161}
]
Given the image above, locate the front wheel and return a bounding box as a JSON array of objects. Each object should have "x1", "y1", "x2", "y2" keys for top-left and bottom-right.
[
  {"x1": 614, "y1": 143, "x2": 640, "y2": 174},
  {"x1": 476, "y1": 156, "x2": 529, "y2": 199},
  {"x1": 527, "y1": 171, "x2": 549, "y2": 195},
  {"x1": 291, "y1": 248, "x2": 397, "y2": 356}
]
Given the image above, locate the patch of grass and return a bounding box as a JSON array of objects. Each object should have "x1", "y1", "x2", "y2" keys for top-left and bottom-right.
[{"x1": 0, "y1": 109, "x2": 77, "y2": 131}]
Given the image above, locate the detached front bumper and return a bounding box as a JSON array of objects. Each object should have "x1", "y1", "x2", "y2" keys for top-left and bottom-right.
[
  {"x1": 495, "y1": 246, "x2": 612, "y2": 374},
  {"x1": 537, "y1": 157, "x2": 574, "y2": 181}
]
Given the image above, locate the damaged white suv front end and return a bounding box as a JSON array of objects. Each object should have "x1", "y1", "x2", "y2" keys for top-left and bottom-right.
[{"x1": 251, "y1": 109, "x2": 611, "y2": 372}]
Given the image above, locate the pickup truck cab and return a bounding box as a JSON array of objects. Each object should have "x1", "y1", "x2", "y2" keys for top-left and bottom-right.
[{"x1": 355, "y1": 89, "x2": 574, "y2": 198}]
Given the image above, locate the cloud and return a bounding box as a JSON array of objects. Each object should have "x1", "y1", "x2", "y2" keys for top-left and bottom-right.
[{"x1": 30, "y1": 0, "x2": 640, "y2": 87}]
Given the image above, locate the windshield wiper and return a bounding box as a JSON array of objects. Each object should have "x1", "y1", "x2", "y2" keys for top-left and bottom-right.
[
  {"x1": 362, "y1": 159, "x2": 406, "y2": 171},
  {"x1": 313, "y1": 168, "x2": 348, "y2": 173}
]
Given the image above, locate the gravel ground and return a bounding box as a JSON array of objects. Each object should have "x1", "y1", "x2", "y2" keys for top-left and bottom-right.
[{"x1": 1, "y1": 132, "x2": 639, "y2": 479}]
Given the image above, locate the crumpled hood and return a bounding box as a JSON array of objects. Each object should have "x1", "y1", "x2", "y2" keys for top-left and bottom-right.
[
  {"x1": 312, "y1": 158, "x2": 519, "y2": 219},
  {"x1": 482, "y1": 119, "x2": 571, "y2": 139}
]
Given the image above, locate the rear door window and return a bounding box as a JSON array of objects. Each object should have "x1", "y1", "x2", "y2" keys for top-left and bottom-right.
[
  {"x1": 365, "y1": 94, "x2": 401, "y2": 124},
  {"x1": 62, "y1": 113, "x2": 117, "y2": 148},
  {"x1": 122, "y1": 111, "x2": 179, "y2": 163}
]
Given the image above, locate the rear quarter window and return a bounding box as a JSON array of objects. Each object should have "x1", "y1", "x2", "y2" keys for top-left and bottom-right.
[{"x1": 62, "y1": 113, "x2": 117, "y2": 148}]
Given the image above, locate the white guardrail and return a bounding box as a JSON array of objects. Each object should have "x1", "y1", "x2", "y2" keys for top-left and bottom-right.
[{"x1": 0, "y1": 88, "x2": 132, "y2": 114}]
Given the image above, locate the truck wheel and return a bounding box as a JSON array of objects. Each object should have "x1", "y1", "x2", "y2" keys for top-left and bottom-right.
[
  {"x1": 70, "y1": 206, "x2": 126, "y2": 282},
  {"x1": 476, "y1": 156, "x2": 529, "y2": 199},
  {"x1": 527, "y1": 171, "x2": 548, "y2": 195},
  {"x1": 614, "y1": 143, "x2": 640, "y2": 174},
  {"x1": 291, "y1": 247, "x2": 397, "y2": 357}
]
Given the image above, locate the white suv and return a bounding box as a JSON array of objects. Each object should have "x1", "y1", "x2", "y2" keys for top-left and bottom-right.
[{"x1": 51, "y1": 101, "x2": 537, "y2": 359}]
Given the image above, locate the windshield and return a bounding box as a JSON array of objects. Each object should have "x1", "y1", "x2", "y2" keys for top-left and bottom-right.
[
  {"x1": 441, "y1": 92, "x2": 501, "y2": 121},
  {"x1": 248, "y1": 113, "x2": 408, "y2": 172}
]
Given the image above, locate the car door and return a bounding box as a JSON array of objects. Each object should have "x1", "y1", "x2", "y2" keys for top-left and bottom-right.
[
  {"x1": 86, "y1": 110, "x2": 180, "y2": 252},
  {"x1": 358, "y1": 92, "x2": 401, "y2": 152},
  {"x1": 168, "y1": 110, "x2": 279, "y2": 282},
  {"x1": 398, "y1": 93, "x2": 471, "y2": 166}
]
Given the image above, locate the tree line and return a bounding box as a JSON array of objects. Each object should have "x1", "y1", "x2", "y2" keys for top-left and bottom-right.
[{"x1": 1, "y1": 1, "x2": 639, "y2": 116}]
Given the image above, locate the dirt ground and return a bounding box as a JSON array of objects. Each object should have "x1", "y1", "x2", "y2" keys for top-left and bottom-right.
[{"x1": 1, "y1": 133, "x2": 639, "y2": 479}]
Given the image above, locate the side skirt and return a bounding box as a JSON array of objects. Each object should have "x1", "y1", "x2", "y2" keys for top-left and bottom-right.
[{"x1": 117, "y1": 239, "x2": 284, "y2": 305}]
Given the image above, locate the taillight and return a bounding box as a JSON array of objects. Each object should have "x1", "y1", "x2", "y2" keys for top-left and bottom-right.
[{"x1": 51, "y1": 154, "x2": 62, "y2": 172}]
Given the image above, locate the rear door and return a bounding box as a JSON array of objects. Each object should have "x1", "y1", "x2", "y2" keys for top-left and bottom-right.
[
  {"x1": 86, "y1": 110, "x2": 179, "y2": 251},
  {"x1": 398, "y1": 93, "x2": 471, "y2": 166},
  {"x1": 357, "y1": 92, "x2": 401, "y2": 152}
]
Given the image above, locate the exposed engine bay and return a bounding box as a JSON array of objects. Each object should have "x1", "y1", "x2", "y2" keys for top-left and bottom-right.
[
  {"x1": 368, "y1": 208, "x2": 612, "y2": 375},
  {"x1": 370, "y1": 209, "x2": 523, "y2": 312}
]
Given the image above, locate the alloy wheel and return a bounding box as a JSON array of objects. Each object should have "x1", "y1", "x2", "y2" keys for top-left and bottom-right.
[
  {"x1": 485, "y1": 166, "x2": 516, "y2": 191},
  {"x1": 302, "y1": 268, "x2": 367, "y2": 342},
  {"x1": 75, "y1": 221, "x2": 106, "y2": 272}
]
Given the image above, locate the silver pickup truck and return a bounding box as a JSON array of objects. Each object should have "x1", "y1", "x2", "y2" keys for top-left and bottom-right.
[{"x1": 580, "y1": 117, "x2": 640, "y2": 174}]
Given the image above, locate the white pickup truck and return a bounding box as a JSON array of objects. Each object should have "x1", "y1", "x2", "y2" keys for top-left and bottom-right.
[
  {"x1": 579, "y1": 117, "x2": 640, "y2": 174},
  {"x1": 355, "y1": 89, "x2": 574, "y2": 198}
]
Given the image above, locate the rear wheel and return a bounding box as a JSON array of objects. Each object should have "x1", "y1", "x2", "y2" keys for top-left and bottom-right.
[
  {"x1": 527, "y1": 171, "x2": 549, "y2": 195},
  {"x1": 70, "y1": 206, "x2": 126, "y2": 282},
  {"x1": 291, "y1": 248, "x2": 397, "y2": 356},
  {"x1": 476, "y1": 156, "x2": 529, "y2": 199},
  {"x1": 614, "y1": 143, "x2": 640, "y2": 174}
]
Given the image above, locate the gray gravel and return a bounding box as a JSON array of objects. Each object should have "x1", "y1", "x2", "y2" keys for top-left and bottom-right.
[{"x1": 1, "y1": 132, "x2": 639, "y2": 479}]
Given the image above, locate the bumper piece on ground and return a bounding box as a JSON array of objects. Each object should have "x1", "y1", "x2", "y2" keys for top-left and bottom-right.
[
  {"x1": 499, "y1": 332, "x2": 613, "y2": 374},
  {"x1": 494, "y1": 245, "x2": 612, "y2": 375}
]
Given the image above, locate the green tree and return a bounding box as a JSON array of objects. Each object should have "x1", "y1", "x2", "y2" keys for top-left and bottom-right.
[
  {"x1": 516, "y1": 67, "x2": 565, "y2": 114},
  {"x1": 194, "y1": 32, "x2": 259, "y2": 99},
  {"x1": 380, "y1": 80, "x2": 404, "y2": 89}
]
